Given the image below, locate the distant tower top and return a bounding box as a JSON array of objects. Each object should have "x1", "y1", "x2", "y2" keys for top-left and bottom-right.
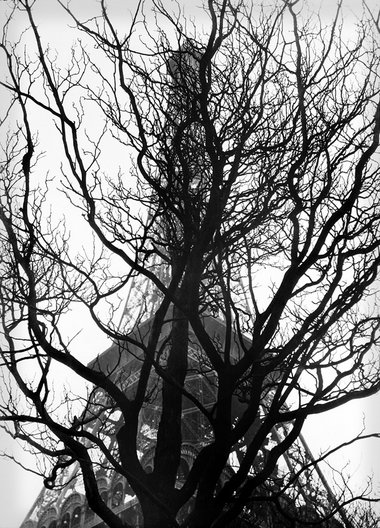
[{"x1": 167, "y1": 40, "x2": 202, "y2": 89}]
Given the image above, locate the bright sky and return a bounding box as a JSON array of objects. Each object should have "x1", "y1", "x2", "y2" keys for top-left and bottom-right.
[{"x1": 0, "y1": 1, "x2": 379, "y2": 527}]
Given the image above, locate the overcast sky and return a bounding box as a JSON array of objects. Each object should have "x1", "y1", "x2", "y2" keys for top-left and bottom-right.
[{"x1": 0, "y1": 1, "x2": 379, "y2": 527}]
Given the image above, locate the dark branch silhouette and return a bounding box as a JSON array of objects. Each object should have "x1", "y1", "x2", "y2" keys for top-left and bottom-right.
[{"x1": 1, "y1": 1, "x2": 380, "y2": 527}]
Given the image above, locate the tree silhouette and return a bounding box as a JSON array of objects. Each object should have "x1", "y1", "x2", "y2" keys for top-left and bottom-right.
[{"x1": 0, "y1": 1, "x2": 380, "y2": 527}]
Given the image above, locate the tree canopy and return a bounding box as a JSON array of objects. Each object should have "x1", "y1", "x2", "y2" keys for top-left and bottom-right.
[{"x1": 0, "y1": 1, "x2": 380, "y2": 527}]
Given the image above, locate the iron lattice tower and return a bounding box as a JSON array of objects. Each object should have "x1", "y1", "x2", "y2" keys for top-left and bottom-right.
[{"x1": 20, "y1": 44, "x2": 349, "y2": 528}]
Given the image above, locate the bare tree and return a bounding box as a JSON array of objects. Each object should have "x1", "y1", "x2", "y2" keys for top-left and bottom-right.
[{"x1": 1, "y1": 0, "x2": 380, "y2": 527}]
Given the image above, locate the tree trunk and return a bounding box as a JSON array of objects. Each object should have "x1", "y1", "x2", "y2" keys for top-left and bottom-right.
[{"x1": 139, "y1": 494, "x2": 178, "y2": 528}]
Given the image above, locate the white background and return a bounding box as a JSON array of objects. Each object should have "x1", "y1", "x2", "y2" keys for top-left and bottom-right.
[{"x1": 0, "y1": 0, "x2": 379, "y2": 526}]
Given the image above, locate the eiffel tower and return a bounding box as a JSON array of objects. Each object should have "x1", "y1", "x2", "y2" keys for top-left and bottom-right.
[{"x1": 19, "y1": 43, "x2": 349, "y2": 528}]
